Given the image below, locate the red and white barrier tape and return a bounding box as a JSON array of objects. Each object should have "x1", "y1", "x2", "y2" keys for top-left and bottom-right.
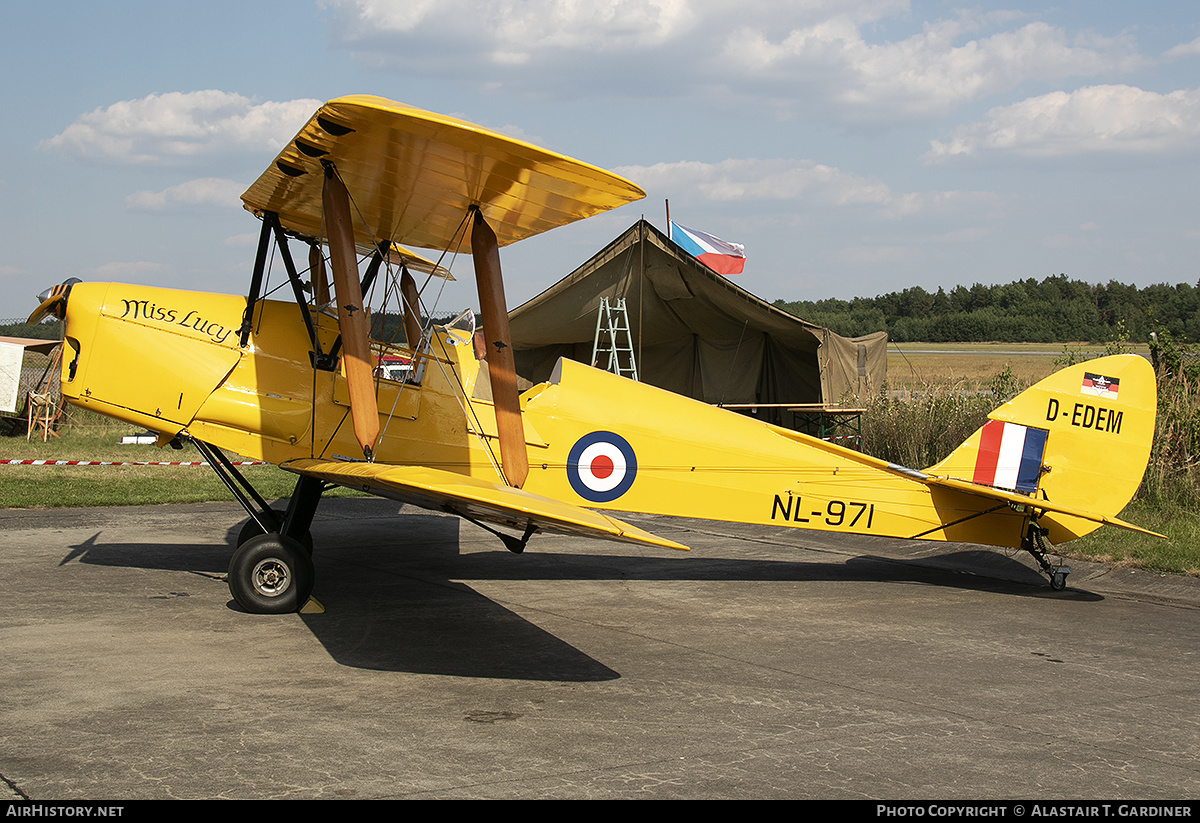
[{"x1": 1, "y1": 459, "x2": 266, "y2": 466}]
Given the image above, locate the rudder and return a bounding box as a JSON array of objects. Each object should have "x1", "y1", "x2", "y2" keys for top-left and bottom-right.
[{"x1": 927, "y1": 354, "x2": 1156, "y2": 544}]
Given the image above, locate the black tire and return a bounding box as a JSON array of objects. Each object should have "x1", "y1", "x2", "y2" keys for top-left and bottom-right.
[
  {"x1": 238, "y1": 509, "x2": 313, "y2": 554},
  {"x1": 228, "y1": 534, "x2": 314, "y2": 614}
]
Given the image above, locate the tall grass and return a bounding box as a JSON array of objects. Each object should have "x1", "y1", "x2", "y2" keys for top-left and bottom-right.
[
  {"x1": 861, "y1": 367, "x2": 1022, "y2": 469},
  {"x1": 863, "y1": 356, "x2": 1200, "y2": 509},
  {"x1": 860, "y1": 351, "x2": 1200, "y2": 576},
  {"x1": 1137, "y1": 367, "x2": 1200, "y2": 511},
  {"x1": 1069, "y1": 371, "x2": 1200, "y2": 575}
]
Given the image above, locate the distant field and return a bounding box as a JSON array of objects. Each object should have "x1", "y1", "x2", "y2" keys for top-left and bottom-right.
[{"x1": 885, "y1": 342, "x2": 1151, "y2": 390}]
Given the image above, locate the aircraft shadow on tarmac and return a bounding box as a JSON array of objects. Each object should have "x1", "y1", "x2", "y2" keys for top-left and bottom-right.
[{"x1": 54, "y1": 502, "x2": 1100, "y2": 680}]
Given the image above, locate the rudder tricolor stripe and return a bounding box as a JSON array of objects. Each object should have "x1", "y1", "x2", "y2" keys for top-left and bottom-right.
[{"x1": 972, "y1": 420, "x2": 1048, "y2": 493}]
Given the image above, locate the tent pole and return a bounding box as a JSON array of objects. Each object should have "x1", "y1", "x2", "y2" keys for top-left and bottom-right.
[{"x1": 638, "y1": 219, "x2": 645, "y2": 381}]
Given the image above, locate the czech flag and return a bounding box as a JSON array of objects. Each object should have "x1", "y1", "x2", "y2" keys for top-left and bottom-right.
[{"x1": 670, "y1": 222, "x2": 746, "y2": 275}]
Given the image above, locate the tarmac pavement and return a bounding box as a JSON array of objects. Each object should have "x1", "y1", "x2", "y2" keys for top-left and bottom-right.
[{"x1": 2, "y1": 497, "x2": 1198, "y2": 800}]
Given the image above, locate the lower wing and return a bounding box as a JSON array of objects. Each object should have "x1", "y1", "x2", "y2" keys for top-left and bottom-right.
[{"x1": 281, "y1": 458, "x2": 689, "y2": 551}]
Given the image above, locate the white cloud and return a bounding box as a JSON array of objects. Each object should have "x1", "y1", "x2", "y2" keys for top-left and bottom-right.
[
  {"x1": 925, "y1": 84, "x2": 1200, "y2": 161},
  {"x1": 620, "y1": 158, "x2": 889, "y2": 204},
  {"x1": 41, "y1": 91, "x2": 320, "y2": 165},
  {"x1": 125, "y1": 178, "x2": 246, "y2": 212},
  {"x1": 724, "y1": 17, "x2": 1139, "y2": 117},
  {"x1": 326, "y1": 0, "x2": 700, "y2": 57},
  {"x1": 321, "y1": 1, "x2": 1140, "y2": 117},
  {"x1": 1164, "y1": 35, "x2": 1200, "y2": 60},
  {"x1": 617, "y1": 157, "x2": 998, "y2": 218}
]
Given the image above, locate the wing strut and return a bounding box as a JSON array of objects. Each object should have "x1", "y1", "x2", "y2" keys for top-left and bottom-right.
[
  {"x1": 238, "y1": 214, "x2": 274, "y2": 347},
  {"x1": 470, "y1": 206, "x2": 528, "y2": 488},
  {"x1": 401, "y1": 267, "x2": 422, "y2": 349},
  {"x1": 309, "y1": 242, "x2": 330, "y2": 306},
  {"x1": 322, "y1": 161, "x2": 380, "y2": 459}
]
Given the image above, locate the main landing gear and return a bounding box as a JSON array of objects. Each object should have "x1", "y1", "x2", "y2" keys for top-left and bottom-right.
[
  {"x1": 226, "y1": 474, "x2": 324, "y2": 613},
  {"x1": 185, "y1": 438, "x2": 325, "y2": 614},
  {"x1": 228, "y1": 533, "x2": 314, "y2": 614},
  {"x1": 1022, "y1": 521, "x2": 1071, "y2": 591}
]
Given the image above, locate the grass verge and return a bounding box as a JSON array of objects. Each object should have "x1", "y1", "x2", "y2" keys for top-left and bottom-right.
[
  {"x1": 1068, "y1": 501, "x2": 1200, "y2": 577},
  {"x1": 0, "y1": 413, "x2": 336, "y2": 508}
]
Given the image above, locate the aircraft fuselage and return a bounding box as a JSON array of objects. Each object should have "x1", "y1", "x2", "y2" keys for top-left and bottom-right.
[{"x1": 58, "y1": 281, "x2": 1046, "y2": 551}]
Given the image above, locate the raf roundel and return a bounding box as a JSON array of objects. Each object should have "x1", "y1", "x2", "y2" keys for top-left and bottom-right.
[{"x1": 566, "y1": 431, "x2": 638, "y2": 503}]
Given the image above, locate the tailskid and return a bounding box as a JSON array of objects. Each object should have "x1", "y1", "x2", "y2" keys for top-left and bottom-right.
[{"x1": 1022, "y1": 521, "x2": 1070, "y2": 591}]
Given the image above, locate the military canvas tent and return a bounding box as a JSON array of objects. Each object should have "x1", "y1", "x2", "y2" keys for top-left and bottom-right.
[{"x1": 508, "y1": 220, "x2": 886, "y2": 419}]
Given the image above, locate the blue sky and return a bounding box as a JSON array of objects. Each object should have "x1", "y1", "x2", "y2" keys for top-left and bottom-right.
[{"x1": 3, "y1": 1, "x2": 1198, "y2": 322}]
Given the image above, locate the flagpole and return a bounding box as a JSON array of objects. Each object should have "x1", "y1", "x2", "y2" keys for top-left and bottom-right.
[
  {"x1": 665, "y1": 199, "x2": 671, "y2": 240},
  {"x1": 638, "y1": 217, "x2": 645, "y2": 380}
]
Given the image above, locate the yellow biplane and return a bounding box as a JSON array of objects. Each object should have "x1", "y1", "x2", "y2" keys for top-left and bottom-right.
[{"x1": 30, "y1": 95, "x2": 1160, "y2": 613}]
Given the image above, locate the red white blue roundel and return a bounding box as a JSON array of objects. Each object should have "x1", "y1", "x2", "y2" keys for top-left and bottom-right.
[{"x1": 567, "y1": 431, "x2": 637, "y2": 503}]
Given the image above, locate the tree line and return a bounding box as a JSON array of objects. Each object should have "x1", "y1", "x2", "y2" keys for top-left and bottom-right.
[{"x1": 774, "y1": 275, "x2": 1200, "y2": 343}]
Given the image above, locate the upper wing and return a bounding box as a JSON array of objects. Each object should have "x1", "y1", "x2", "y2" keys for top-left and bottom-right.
[
  {"x1": 241, "y1": 95, "x2": 646, "y2": 255},
  {"x1": 281, "y1": 458, "x2": 688, "y2": 552}
]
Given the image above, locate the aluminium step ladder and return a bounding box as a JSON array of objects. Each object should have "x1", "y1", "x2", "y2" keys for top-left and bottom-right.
[{"x1": 590, "y1": 297, "x2": 638, "y2": 381}]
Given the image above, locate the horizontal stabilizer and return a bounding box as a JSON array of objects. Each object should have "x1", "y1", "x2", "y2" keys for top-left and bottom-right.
[
  {"x1": 281, "y1": 458, "x2": 688, "y2": 552},
  {"x1": 919, "y1": 475, "x2": 1165, "y2": 539}
]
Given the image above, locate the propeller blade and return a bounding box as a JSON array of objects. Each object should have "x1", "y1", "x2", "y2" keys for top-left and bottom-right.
[
  {"x1": 27, "y1": 278, "x2": 81, "y2": 324},
  {"x1": 470, "y1": 207, "x2": 529, "y2": 488},
  {"x1": 322, "y1": 163, "x2": 380, "y2": 459}
]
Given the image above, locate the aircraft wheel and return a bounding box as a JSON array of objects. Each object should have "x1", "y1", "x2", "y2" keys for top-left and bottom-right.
[
  {"x1": 238, "y1": 509, "x2": 313, "y2": 554},
  {"x1": 228, "y1": 534, "x2": 314, "y2": 614},
  {"x1": 1049, "y1": 569, "x2": 1069, "y2": 591}
]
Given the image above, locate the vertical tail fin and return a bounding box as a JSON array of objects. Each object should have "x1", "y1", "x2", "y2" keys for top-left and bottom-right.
[{"x1": 926, "y1": 354, "x2": 1156, "y2": 544}]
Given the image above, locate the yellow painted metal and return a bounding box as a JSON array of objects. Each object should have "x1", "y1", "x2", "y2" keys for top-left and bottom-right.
[
  {"x1": 518, "y1": 358, "x2": 1028, "y2": 547},
  {"x1": 57, "y1": 283, "x2": 243, "y2": 436},
  {"x1": 240, "y1": 95, "x2": 646, "y2": 254},
  {"x1": 517, "y1": 355, "x2": 1159, "y2": 548}
]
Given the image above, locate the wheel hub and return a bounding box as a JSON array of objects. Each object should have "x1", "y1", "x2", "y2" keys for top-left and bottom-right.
[{"x1": 251, "y1": 558, "x2": 291, "y2": 597}]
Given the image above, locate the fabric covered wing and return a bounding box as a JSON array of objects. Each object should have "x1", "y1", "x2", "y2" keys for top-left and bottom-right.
[
  {"x1": 241, "y1": 95, "x2": 645, "y2": 255},
  {"x1": 281, "y1": 458, "x2": 688, "y2": 551}
]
